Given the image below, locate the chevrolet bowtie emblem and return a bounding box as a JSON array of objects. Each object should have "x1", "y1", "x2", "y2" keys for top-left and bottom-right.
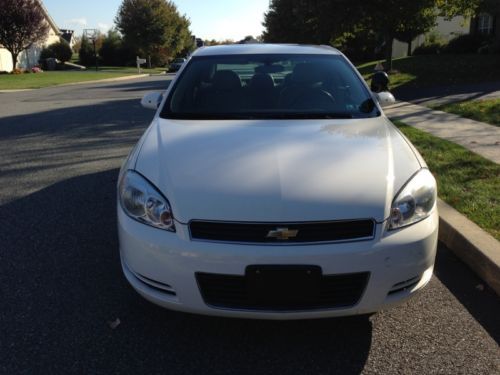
[{"x1": 266, "y1": 227, "x2": 299, "y2": 240}]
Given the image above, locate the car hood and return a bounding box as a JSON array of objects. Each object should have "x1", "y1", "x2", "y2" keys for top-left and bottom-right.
[{"x1": 135, "y1": 117, "x2": 421, "y2": 223}]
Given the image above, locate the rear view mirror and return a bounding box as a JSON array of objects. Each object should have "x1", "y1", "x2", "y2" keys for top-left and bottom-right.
[
  {"x1": 371, "y1": 71, "x2": 395, "y2": 107},
  {"x1": 141, "y1": 92, "x2": 163, "y2": 110}
]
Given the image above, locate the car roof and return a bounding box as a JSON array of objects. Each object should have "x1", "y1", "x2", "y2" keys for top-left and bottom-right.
[{"x1": 192, "y1": 44, "x2": 342, "y2": 57}]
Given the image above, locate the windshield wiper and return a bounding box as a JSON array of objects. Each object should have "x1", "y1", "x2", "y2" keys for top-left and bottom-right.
[{"x1": 165, "y1": 112, "x2": 354, "y2": 120}]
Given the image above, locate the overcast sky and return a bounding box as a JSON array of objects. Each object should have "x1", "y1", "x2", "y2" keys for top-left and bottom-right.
[{"x1": 43, "y1": 0, "x2": 269, "y2": 41}]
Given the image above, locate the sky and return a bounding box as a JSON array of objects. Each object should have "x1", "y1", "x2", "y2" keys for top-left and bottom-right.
[{"x1": 43, "y1": 0, "x2": 270, "y2": 41}]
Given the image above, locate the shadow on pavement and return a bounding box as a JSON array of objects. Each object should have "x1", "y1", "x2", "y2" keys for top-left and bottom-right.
[
  {"x1": 0, "y1": 169, "x2": 372, "y2": 374},
  {"x1": 393, "y1": 81, "x2": 500, "y2": 106},
  {"x1": 434, "y1": 245, "x2": 500, "y2": 345},
  {"x1": 93, "y1": 78, "x2": 173, "y2": 92}
]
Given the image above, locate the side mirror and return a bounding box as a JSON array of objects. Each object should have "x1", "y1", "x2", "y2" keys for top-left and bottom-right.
[
  {"x1": 376, "y1": 91, "x2": 396, "y2": 107},
  {"x1": 141, "y1": 92, "x2": 163, "y2": 110}
]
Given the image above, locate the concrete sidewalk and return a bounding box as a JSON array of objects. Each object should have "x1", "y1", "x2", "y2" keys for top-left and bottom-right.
[{"x1": 385, "y1": 101, "x2": 500, "y2": 164}]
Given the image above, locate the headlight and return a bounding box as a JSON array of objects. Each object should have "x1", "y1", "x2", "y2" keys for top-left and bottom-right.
[
  {"x1": 119, "y1": 170, "x2": 175, "y2": 232},
  {"x1": 389, "y1": 169, "x2": 437, "y2": 230}
]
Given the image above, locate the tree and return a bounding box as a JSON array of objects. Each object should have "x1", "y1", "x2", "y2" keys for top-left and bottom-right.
[
  {"x1": 79, "y1": 36, "x2": 95, "y2": 66},
  {"x1": 263, "y1": 0, "x2": 365, "y2": 44},
  {"x1": 262, "y1": 0, "x2": 484, "y2": 70},
  {"x1": 0, "y1": 0, "x2": 50, "y2": 70},
  {"x1": 115, "y1": 0, "x2": 192, "y2": 66},
  {"x1": 395, "y1": 7, "x2": 438, "y2": 56}
]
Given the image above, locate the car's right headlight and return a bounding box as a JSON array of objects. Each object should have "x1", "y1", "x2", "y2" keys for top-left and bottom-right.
[
  {"x1": 389, "y1": 169, "x2": 437, "y2": 230},
  {"x1": 118, "y1": 170, "x2": 175, "y2": 232}
]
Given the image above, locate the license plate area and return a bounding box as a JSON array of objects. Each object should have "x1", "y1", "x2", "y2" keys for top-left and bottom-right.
[{"x1": 246, "y1": 265, "x2": 322, "y2": 309}]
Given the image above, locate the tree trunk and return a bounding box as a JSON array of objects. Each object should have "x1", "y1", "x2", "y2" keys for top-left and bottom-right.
[
  {"x1": 11, "y1": 52, "x2": 18, "y2": 71},
  {"x1": 385, "y1": 35, "x2": 394, "y2": 72},
  {"x1": 407, "y1": 39, "x2": 412, "y2": 57}
]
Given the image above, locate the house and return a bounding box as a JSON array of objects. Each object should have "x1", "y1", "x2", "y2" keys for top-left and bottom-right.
[
  {"x1": 470, "y1": 11, "x2": 500, "y2": 39},
  {"x1": 0, "y1": 0, "x2": 61, "y2": 72},
  {"x1": 60, "y1": 29, "x2": 76, "y2": 49},
  {"x1": 392, "y1": 5, "x2": 500, "y2": 58},
  {"x1": 392, "y1": 16, "x2": 470, "y2": 58}
]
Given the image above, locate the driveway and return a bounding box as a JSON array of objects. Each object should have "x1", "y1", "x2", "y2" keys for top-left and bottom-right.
[{"x1": 0, "y1": 77, "x2": 499, "y2": 374}]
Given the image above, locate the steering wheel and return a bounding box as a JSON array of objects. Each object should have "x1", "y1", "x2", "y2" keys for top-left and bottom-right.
[{"x1": 291, "y1": 88, "x2": 336, "y2": 110}]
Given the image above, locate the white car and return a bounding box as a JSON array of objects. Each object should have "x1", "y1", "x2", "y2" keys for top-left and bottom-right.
[{"x1": 118, "y1": 44, "x2": 438, "y2": 319}]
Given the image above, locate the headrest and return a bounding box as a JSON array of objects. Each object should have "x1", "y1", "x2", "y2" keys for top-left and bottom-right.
[
  {"x1": 248, "y1": 73, "x2": 275, "y2": 91},
  {"x1": 212, "y1": 70, "x2": 241, "y2": 91},
  {"x1": 291, "y1": 63, "x2": 323, "y2": 85}
]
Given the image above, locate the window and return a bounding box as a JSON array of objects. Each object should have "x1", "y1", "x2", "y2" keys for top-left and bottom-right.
[
  {"x1": 161, "y1": 54, "x2": 378, "y2": 120},
  {"x1": 477, "y1": 13, "x2": 493, "y2": 35}
]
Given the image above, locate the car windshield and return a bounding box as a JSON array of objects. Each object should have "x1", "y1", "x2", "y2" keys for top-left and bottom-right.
[{"x1": 161, "y1": 54, "x2": 379, "y2": 120}]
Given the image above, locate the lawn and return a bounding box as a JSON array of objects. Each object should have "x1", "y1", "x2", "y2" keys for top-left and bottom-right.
[
  {"x1": 357, "y1": 54, "x2": 500, "y2": 91},
  {"x1": 433, "y1": 99, "x2": 500, "y2": 127},
  {"x1": 0, "y1": 66, "x2": 166, "y2": 90},
  {"x1": 0, "y1": 71, "x2": 139, "y2": 90},
  {"x1": 394, "y1": 121, "x2": 500, "y2": 240}
]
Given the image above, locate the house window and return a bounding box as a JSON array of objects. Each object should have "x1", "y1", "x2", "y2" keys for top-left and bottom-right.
[{"x1": 477, "y1": 13, "x2": 493, "y2": 35}]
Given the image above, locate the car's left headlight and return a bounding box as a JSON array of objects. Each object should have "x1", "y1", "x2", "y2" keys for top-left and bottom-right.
[
  {"x1": 118, "y1": 170, "x2": 175, "y2": 232},
  {"x1": 389, "y1": 169, "x2": 437, "y2": 230}
]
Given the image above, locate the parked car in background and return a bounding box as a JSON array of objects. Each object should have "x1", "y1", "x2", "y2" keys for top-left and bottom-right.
[
  {"x1": 168, "y1": 58, "x2": 186, "y2": 72},
  {"x1": 119, "y1": 44, "x2": 438, "y2": 320}
]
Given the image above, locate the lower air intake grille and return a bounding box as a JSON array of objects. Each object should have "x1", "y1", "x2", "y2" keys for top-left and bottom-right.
[
  {"x1": 189, "y1": 219, "x2": 375, "y2": 243},
  {"x1": 196, "y1": 270, "x2": 370, "y2": 311}
]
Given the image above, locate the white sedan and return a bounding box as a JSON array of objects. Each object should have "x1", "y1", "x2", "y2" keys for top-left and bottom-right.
[{"x1": 118, "y1": 44, "x2": 438, "y2": 319}]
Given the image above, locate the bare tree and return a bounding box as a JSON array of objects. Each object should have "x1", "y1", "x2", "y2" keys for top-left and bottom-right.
[{"x1": 0, "y1": 0, "x2": 50, "y2": 70}]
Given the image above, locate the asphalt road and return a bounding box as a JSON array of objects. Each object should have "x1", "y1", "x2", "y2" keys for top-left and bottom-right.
[{"x1": 0, "y1": 76, "x2": 499, "y2": 375}]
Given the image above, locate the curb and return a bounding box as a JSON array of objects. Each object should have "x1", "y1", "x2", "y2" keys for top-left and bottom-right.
[
  {"x1": 46, "y1": 73, "x2": 150, "y2": 87},
  {"x1": 0, "y1": 73, "x2": 152, "y2": 93},
  {"x1": 438, "y1": 199, "x2": 500, "y2": 295}
]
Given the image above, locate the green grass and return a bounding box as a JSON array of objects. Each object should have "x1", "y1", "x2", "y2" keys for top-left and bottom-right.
[
  {"x1": 0, "y1": 68, "x2": 163, "y2": 90},
  {"x1": 433, "y1": 99, "x2": 500, "y2": 127},
  {"x1": 357, "y1": 54, "x2": 500, "y2": 91},
  {"x1": 394, "y1": 121, "x2": 500, "y2": 240}
]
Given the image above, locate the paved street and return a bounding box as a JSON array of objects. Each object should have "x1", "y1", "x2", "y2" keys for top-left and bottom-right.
[{"x1": 0, "y1": 77, "x2": 499, "y2": 374}]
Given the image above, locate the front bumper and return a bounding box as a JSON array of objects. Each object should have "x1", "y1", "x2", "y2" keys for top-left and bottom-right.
[{"x1": 118, "y1": 207, "x2": 438, "y2": 319}]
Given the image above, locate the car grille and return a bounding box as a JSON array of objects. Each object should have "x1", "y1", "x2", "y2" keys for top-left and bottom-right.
[
  {"x1": 196, "y1": 271, "x2": 370, "y2": 311},
  {"x1": 189, "y1": 219, "x2": 375, "y2": 243}
]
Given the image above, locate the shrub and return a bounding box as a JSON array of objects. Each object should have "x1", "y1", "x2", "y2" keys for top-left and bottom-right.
[
  {"x1": 445, "y1": 34, "x2": 490, "y2": 54},
  {"x1": 99, "y1": 29, "x2": 130, "y2": 66},
  {"x1": 79, "y1": 36, "x2": 97, "y2": 67},
  {"x1": 40, "y1": 46, "x2": 54, "y2": 60},
  {"x1": 40, "y1": 40, "x2": 73, "y2": 62},
  {"x1": 413, "y1": 43, "x2": 443, "y2": 55},
  {"x1": 480, "y1": 40, "x2": 500, "y2": 54},
  {"x1": 51, "y1": 41, "x2": 72, "y2": 62}
]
